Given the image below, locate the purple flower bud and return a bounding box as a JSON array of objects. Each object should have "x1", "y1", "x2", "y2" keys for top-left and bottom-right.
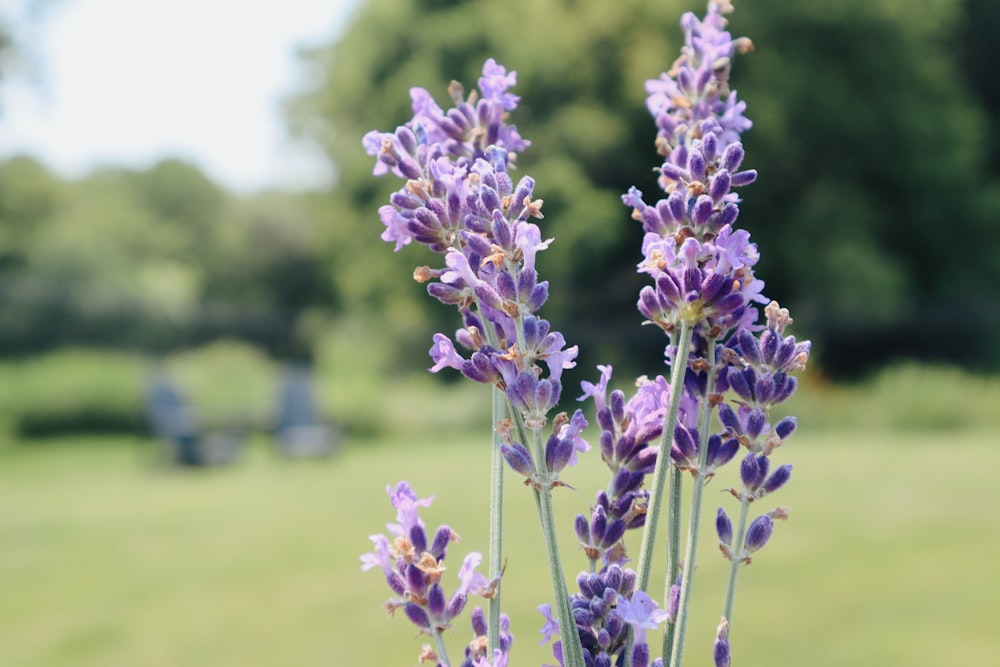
[
  {"x1": 731, "y1": 169, "x2": 757, "y2": 186},
  {"x1": 575, "y1": 514, "x2": 591, "y2": 544},
  {"x1": 763, "y1": 464, "x2": 793, "y2": 495},
  {"x1": 605, "y1": 565, "x2": 624, "y2": 592},
  {"x1": 590, "y1": 596, "x2": 607, "y2": 618},
  {"x1": 406, "y1": 562, "x2": 426, "y2": 596},
  {"x1": 660, "y1": 162, "x2": 689, "y2": 183},
  {"x1": 399, "y1": 508, "x2": 424, "y2": 548},
  {"x1": 605, "y1": 610, "x2": 625, "y2": 640},
  {"x1": 496, "y1": 270, "x2": 517, "y2": 301},
  {"x1": 688, "y1": 150, "x2": 707, "y2": 182},
  {"x1": 428, "y1": 583, "x2": 447, "y2": 618},
  {"x1": 740, "y1": 453, "x2": 764, "y2": 491},
  {"x1": 430, "y1": 526, "x2": 452, "y2": 559},
  {"x1": 545, "y1": 434, "x2": 575, "y2": 473},
  {"x1": 760, "y1": 329, "x2": 778, "y2": 364},
  {"x1": 717, "y1": 402, "x2": 740, "y2": 433},
  {"x1": 773, "y1": 374, "x2": 798, "y2": 404},
  {"x1": 727, "y1": 367, "x2": 754, "y2": 401},
  {"x1": 736, "y1": 328, "x2": 762, "y2": 365},
  {"x1": 754, "y1": 374, "x2": 775, "y2": 403},
  {"x1": 709, "y1": 170, "x2": 732, "y2": 203},
  {"x1": 702, "y1": 132, "x2": 719, "y2": 161},
  {"x1": 404, "y1": 602, "x2": 431, "y2": 629},
  {"x1": 717, "y1": 202, "x2": 739, "y2": 226},
  {"x1": 631, "y1": 642, "x2": 651, "y2": 667},
  {"x1": 597, "y1": 627, "x2": 612, "y2": 650},
  {"x1": 707, "y1": 436, "x2": 740, "y2": 469},
  {"x1": 387, "y1": 571, "x2": 406, "y2": 596},
  {"x1": 714, "y1": 637, "x2": 731, "y2": 667},
  {"x1": 599, "y1": 430, "x2": 615, "y2": 462},
  {"x1": 500, "y1": 441, "x2": 535, "y2": 477},
  {"x1": 746, "y1": 407, "x2": 767, "y2": 439},
  {"x1": 667, "y1": 579, "x2": 680, "y2": 622},
  {"x1": 745, "y1": 514, "x2": 774, "y2": 553},
  {"x1": 621, "y1": 569, "x2": 637, "y2": 599},
  {"x1": 668, "y1": 191, "x2": 685, "y2": 221},
  {"x1": 573, "y1": 607, "x2": 595, "y2": 627},
  {"x1": 602, "y1": 519, "x2": 627, "y2": 548},
  {"x1": 591, "y1": 504, "x2": 608, "y2": 544},
  {"x1": 722, "y1": 142, "x2": 745, "y2": 172},
  {"x1": 471, "y1": 606, "x2": 488, "y2": 637},
  {"x1": 672, "y1": 424, "x2": 697, "y2": 466},
  {"x1": 446, "y1": 591, "x2": 467, "y2": 620},
  {"x1": 693, "y1": 195, "x2": 714, "y2": 224},
  {"x1": 716, "y1": 507, "x2": 733, "y2": 547},
  {"x1": 608, "y1": 469, "x2": 633, "y2": 498},
  {"x1": 609, "y1": 389, "x2": 626, "y2": 424},
  {"x1": 775, "y1": 416, "x2": 797, "y2": 439}
]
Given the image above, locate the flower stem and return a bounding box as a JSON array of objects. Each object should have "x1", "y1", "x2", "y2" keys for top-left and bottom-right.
[
  {"x1": 721, "y1": 497, "x2": 751, "y2": 627},
  {"x1": 508, "y1": 406, "x2": 586, "y2": 667},
  {"x1": 488, "y1": 385, "x2": 506, "y2": 655},
  {"x1": 635, "y1": 322, "x2": 693, "y2": 594},
  {"x1": 660, "y1": 463, "x2": 683, "y2": 660},
  {"x1": 433, "y1": 628, "x2": 452, "y2": 667},
  {"x1": 532, "y1": 482, "x2": 587, "y2": 667},
  {"x1": 668, "y1": 339, "x2": 719, "y2": 667}
]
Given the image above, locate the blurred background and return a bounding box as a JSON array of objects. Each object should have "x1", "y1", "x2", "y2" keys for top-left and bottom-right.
[{"x1": 1, "y1": 0, "x2": 998, "y2": 665}]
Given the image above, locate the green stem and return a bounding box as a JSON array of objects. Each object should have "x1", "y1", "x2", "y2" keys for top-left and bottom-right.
[
  {"x1": 532, "y1": 482, "x2": 587, "y2": 667},
  {"x1": 635, "y1": 322, "x2": 694, "y2": 593},
  {"x1": 433, "y1": 628, "x2": 452, "y2": 667},
  {"x1": 721, "y1": 497, "x2": 751, "y2": 626},
  {"x1": 487, "y1": 386, "x2": 506, "y2": 655},
  {"x1": 660, "y1": 463, "x2": 683, "y2": 660},
  {"x1": 668, "y1": 339, "x2": 719, "y2": 667}
]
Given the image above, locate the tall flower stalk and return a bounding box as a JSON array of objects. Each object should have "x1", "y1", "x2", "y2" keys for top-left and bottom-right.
[{"x1": 359, "y1": 3, "x2": 811, "y2": 667}]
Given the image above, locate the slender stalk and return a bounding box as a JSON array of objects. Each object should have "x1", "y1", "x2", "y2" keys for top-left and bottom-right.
[
  {"x1": 721, "y1": 497, "x2": 751, "y2": 625},
  {"x1": 660, "y1": 463, "x2": 683, "y2": 660},
  {"x1": 487, "y1": 386, "x2": 506, "y2": 655},
  {"x1": 635, "y1": 322, "x2": 693, "y2": 593},
  {"x1": 507, "y1": 405, "x2": 586, "y2": 667},
  {"x1": 668, "y1": 339, "x2": 719, "y2": 667},
  {"x1": 433, "y1": 629, "x2": 452, "y2": 667},
  {"x1": 532, "y1": 482, "x2": 587, "y2": 667}
]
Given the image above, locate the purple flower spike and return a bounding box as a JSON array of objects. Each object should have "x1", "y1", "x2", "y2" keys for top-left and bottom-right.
[{"x1": 745, "y1": 514, "x2": 774, "y2": 553}]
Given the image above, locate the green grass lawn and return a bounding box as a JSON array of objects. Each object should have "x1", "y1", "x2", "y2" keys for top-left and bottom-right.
[{"x1": 1, "y1": 429, "x2": 998, "y2": 667}]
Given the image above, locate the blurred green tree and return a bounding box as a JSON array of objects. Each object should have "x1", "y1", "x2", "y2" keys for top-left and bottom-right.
[{"x1": 288, "y1": 0, "x2": 1000, "y2": 377}]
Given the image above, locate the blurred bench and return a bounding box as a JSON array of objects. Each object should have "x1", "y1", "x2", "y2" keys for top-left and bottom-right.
[
  {"x1": 144, "y1": 373, "x2": 244, "y2": 467},
  {"x1": 272, "y1": 366, "x2": 338, "y2": 458}
]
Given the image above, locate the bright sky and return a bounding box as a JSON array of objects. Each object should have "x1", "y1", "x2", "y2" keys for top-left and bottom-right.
[{"x1": 0, "y1": 0, "x2": 359, "y2": 192}]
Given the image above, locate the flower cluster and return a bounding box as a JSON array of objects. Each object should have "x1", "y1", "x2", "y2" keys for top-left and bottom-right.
[
  {"x1": 363, "y1": 58, "x2": 584, "y2": 464},
  {"x1": 360, "y1": 3, "x2": 813, "y2": 667},
  {"x1": 360, "y1": 483, "x2": 491, "y2": 639},
  {"x1": 540, "y1": 566, "x2": 670, "y2": 667},
  {"x1": 624, "y1": 0, "x2": 762, "y2": 341}
]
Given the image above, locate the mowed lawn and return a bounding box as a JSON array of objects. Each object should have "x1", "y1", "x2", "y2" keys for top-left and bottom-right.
[{"x1": 1, "y1": 429, "x2": 997, "y2": 667}]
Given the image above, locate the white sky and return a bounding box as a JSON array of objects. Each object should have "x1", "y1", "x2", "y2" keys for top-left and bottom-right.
[{"x1": 0, "y1": 0, "x2": 359, "y2": 192}]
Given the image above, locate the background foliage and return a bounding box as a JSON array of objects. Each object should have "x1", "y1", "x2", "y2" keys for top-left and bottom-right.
[{"x1": 1, "y1": 0, "x2": 999, "y2": 439}]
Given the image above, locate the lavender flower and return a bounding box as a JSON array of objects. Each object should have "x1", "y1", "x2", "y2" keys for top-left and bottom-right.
[
  {"x1": 539, "y1": 564, "x2": 640, "y2": 667},
  {"x1": 365, "y1": 58, "x2": 581, "y2": 470},
  {"x1": 361, "y1": 482, "x2": 490, "y2": 639},
  {"x1": 461, "y1": 607, "x2": 513, "y2": 667}
]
